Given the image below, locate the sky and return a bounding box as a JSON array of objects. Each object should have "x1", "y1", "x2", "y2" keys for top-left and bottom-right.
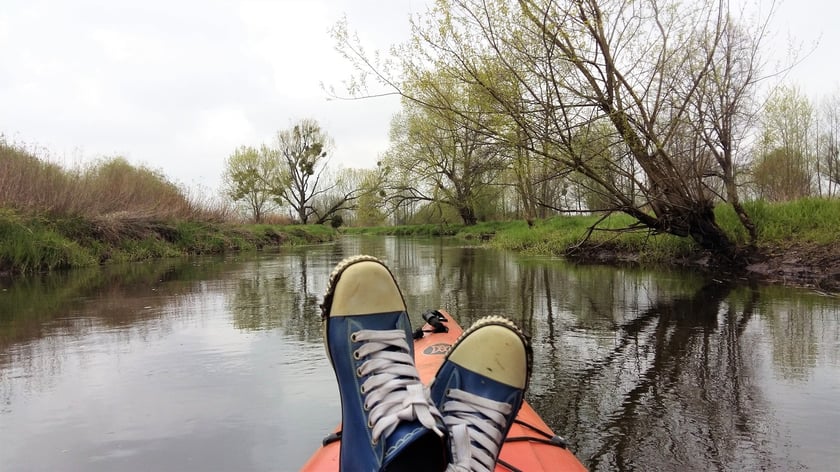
[{"x1": 1, "y1": 0, "x2": 838, "y2": 195}]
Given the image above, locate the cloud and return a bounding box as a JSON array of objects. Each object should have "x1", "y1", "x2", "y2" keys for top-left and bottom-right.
[
  {"x1": 6, "y1": 0, "x2": 833, "y2": 196},
  {"x1": 0, "y1": 0, "x2": 420, "y2": 193}
]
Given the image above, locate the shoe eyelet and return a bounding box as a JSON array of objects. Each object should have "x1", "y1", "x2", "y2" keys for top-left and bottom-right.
[
  {"x1": 364, "y1": 402, "x2": 370, "y2": 411},
  {"x1": 356, "y1": 367, "x2": 363, "y2": 377},
  {"x1": 350, "y1": 333, "x2": 358, "y2": 342},
  {"x1": 353, "y1": 350, "x2": 361, "y2": 360},
  {"x1": 368, "y1": 419, "x2": 374, "y2": 429},
  {"x1": 360, "y1": 385, "x2": 366, "y2": 394}
]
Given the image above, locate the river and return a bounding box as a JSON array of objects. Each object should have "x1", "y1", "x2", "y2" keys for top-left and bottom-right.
[{"x1": 1, "y1": 236, "x2": 838, "y2": 471}]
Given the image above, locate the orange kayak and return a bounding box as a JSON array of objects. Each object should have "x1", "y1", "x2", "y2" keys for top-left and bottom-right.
[{"x1": 301, "y1": 310, "x2": 588, "y2": 471}]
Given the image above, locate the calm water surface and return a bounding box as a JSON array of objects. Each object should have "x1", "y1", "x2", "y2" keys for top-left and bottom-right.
[{"x1": 1, "y1": 236, "x2": 838, "y2": 471}]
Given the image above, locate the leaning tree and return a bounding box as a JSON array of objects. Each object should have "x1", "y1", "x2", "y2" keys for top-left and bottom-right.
[{"x1": 334, "y1": 0, "x2": 774, "y2": 259}]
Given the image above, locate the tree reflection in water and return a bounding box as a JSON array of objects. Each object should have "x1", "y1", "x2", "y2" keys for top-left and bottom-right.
[
  {"x1": 513, "y1": 269, "x2": 805, "y2": 471},
  {"x1": 1, "y1": 238, "x2": 837, "y2": 471},
  {"x1": 419, "y1": 248, "x2": 827, "y2": 471}
]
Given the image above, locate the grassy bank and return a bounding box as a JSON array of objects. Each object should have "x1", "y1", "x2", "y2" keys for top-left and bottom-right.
[
  {"x1": 0, "y1": 209, "x2": 335, "y2": 274},
  {"x1": 341, "y1": 223, "x2": 460, "y2": 237},
  {"x1": 1, "y1": 138, "x2": 338, "y2": 275},
  {"x1": 500, "y1": 199, "x2": 839, "y2": 263},
  {"x1": 347, "y1": 198, "x2": 840, "y2": 264}
]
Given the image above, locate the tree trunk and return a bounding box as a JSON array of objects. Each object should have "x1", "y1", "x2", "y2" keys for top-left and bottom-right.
[
  {"x1": 459, "y1": 205, "x2": 477, "y2": 226},
  {"x1": 723, "y1": 175, "x2": 757, "y2": 243},
  {"x1": 684, "y1": 207, "x2": 736, "y2": 258}
]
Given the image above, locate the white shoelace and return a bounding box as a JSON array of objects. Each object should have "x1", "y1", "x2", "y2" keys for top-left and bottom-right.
[
  {"x1": 442, "y1": 388, "x2": 513, "y2": 472},
  {"x1": 353, "y1": 329, "x2": 444, "y2": 443}
]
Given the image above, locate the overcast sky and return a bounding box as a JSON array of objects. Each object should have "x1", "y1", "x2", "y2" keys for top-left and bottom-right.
[{"x1": 1, "y1": 0, "x2": 837, "y2": 195}]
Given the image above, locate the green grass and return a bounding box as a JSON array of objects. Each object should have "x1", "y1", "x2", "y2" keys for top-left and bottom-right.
[
  {"x1": 5, "y1": 197, "x2": 837, "y2": 274},
  {"x1": 0, "y1": 210, "x2": 337, "y2": 274},
  {"x1": 343, "y1": 223, "x2": 461, "y2": 237},
  {"x1": 740, "y1": 198, "x2": 840, "y2": 245},
  {"x1": 0, "y1": 210, "x2": 97, "y2": 272},
  {"x1": 485, "y1": 199, "x2": 840, "y2": 260},
  {"x1": 344, "y1": 198, "x2": 840, "y2": 264},
  {"x1": 480, "y1": 214, "x2": 697, "y2": 262}
]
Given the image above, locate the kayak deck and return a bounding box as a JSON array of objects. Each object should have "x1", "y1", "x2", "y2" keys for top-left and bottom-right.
[{"x1": 301, "y1": 310, "x2": 587, "y2": 471}]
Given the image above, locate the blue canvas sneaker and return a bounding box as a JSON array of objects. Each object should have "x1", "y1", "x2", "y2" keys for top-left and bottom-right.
[
  {"x1": 430, "y1": 316, "x2": 532, "y2": 472},
  {"x1": 321, "y1": 255, "x2": 447, "y2": 472}
]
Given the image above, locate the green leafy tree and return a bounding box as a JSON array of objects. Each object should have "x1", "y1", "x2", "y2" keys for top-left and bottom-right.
[
  {"x1": 222, "y1": 145, "x2": 277, "y2": 223},
  {"x1": 223, "y1": 120, "x2": 373, "y2": 225},
  {"x1": 753, "y1": 86, "x2": 814, "y2": 201},
  {"x1": 340, "y1": 167, "x2": 386, "y2": 226},
  {"x1": 382, "y1": 73, "x2": 509, "y2": 225}
]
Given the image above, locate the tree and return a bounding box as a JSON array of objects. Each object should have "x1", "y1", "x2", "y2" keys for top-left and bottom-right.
[
  {"x1": 342, "y1": 167, "x2": 387, "y2": 226},
  {"x1": 334, "y1": 0, "x2": 774, "y2": 259},
  {"x1": 308, "y1": 166, "x2": 381, "y2": 225},
  {"x1": 272, "y1": 119, "x2": 336, "y2": 224},
  {"x1": 382, "y1": 73, "x2": 509, "y2": 225},
  {"x1": 222, "y1": 145, "x2": 277, "y2": 223},
  {"x1": 819, "y1": 92, "x2": 840, "y2": 196},
  {"x1": 753, "y1": 147, "x2": 811, "y2": 201},
  {"x1": 753, "y1": 85, "x2": 814, "y2": 200},
  {"x1": 692, "y1": 15, "x2": 765, "y2": 242},
  {"x1": 222, "y1": 120, "x2": 371, "y2": 225}
]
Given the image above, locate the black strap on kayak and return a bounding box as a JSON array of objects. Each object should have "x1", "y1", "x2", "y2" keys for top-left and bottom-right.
[
  {"x1": 495, "y1": 419, "x2": 570, "y2": 472},
  {"x1": 412, "y1": 309, "x2": 449, "y2": 339},
  {"x1": 496, "y1": 458, "x2": 524, "y2": 472},
  {"x1": 506, "y1": 418, "x2": 568, "y2": 448}
]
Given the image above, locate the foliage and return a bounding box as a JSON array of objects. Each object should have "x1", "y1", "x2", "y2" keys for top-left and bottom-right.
[
  {"x1": 381, "y1": 71, "x2": 510, "y2": 225},
  {"x1": 342, "y1": 223, "x2": 460, "y2": 237},
  {"x1": 753, "y1": 85, "x2": 814, "y2": 201},
  {"x1": 489, "y1": 198, "x2": 840, "y2": 258},
  {"x1": 0, "y1": 210, "x2": 96, "y2": 272},
  {"x1": 329, "y1": 214, "x2": 344, "y2": 228},
  {"x1": 223, "y1": 145, "x2": 278, "y2": 223},
  {"x1": 312, "y1": 166, "x2": 383, "y2": 226},
  {"x1": 753, "y1": 148, "x2": 812, "y2": 201},
  {"x1": 221, "y1": 119, "x2": 374, "y2": 225},
  {"x1": 353, "y1": 180, "x2": 388, "y2": 227},
  {"x1": 344, "y1": 199, "x2": 840, "y2": 266},
  {"x1": 333, "y1": 0, "x2": 775, "y2": 257}
]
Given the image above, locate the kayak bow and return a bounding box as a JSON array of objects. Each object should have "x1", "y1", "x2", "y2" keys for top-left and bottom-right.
[{"x1": 301, "y1": 309, "x2": 587, "y2": 471}]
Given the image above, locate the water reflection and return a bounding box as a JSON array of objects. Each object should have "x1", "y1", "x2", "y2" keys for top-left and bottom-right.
[
  {"x1": 541, "y1": 281, "x2": 779, "y2": 471},
  {"x1": 1, "y1": 237, "x2": 838, "y2": 471}
]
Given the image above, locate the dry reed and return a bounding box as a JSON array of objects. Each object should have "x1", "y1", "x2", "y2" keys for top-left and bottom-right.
[{"x1": 1, "y1": 138, "x2": 236, "y2": 224}]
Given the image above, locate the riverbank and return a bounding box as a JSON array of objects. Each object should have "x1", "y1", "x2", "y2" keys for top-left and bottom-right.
[
  {"x1": 4, "y1": 199, "x2": 838, "y2": 292},
  {"x1": 0, "y1": 209, "x2": 336, "y2": 275},
  {"x1": 345, "y1": 199, "x2": 840, "y2": 293}
]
